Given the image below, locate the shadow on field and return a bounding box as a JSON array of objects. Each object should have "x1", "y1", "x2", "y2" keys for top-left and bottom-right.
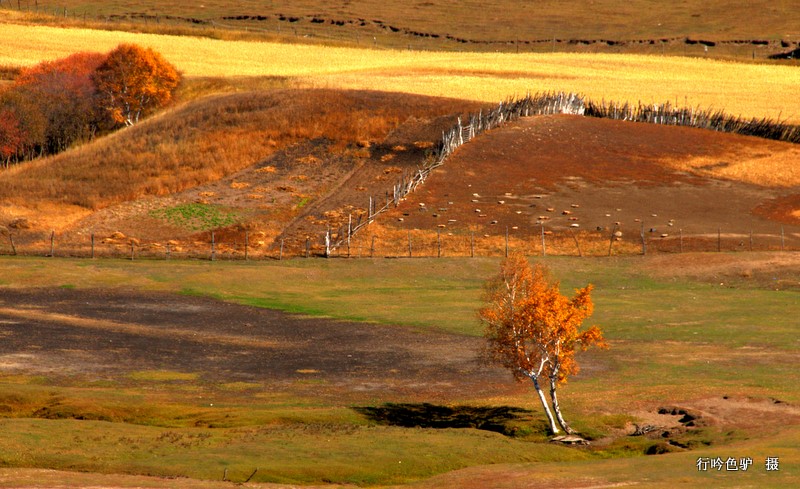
[{"x1": 354, "y1": 403, "x2": 536, "y2": 436}]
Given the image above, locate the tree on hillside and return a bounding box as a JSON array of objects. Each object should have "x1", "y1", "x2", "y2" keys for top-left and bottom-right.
[
  {"x1": 0, "y1": 108, "x2": 25, "y2": 168},
  {"x1": 91, "y1": 43, "x2": 181, "y2": 127},
  {"x1": 478, "y1": 255, "x2": 607, "y2": 435},
  {"x1": 0, "y1": 90, "x2": 47, "y2": 162},
  {"x1": 14, "y1": 52, "x2": 107, "y2": 153}
]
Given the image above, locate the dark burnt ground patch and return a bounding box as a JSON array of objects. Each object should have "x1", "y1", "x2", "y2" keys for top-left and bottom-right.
[{"x1": 0, "y1": 288, "x2": 514, "y2": 402}]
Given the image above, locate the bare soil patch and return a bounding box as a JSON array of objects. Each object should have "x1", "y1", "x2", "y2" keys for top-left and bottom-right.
[
  {"x1": 0, "y1": 288, "x2": 513, "y2": 403},
  {"x1": 376, "y1": 115, "x2": 800, "y2": 249}
]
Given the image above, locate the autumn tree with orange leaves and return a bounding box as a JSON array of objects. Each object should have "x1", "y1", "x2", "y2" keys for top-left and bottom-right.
[
  {"x1": 92, "y1": 43, "x2": 180, "y2": 127},
  {"x1": 479, "y1": 255, "x2": 607, "y2": 435}
]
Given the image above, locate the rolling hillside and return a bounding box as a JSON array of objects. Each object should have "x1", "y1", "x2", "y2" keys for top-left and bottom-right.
[{"x1": 2, "y1": 87, "x2": 799, "y2": 258}]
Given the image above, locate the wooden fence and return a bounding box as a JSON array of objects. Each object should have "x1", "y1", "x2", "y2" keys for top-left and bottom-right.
[
  {"x1": 322, "y1": 92, "x2": 800, "y2": 255},
  {"x1": 324, "y1": 92, "x2": 586, "y2": 255},
  {"x1": 3, "y1": 225, "x2": 797, "y2": 260},
  {"x1": 584, "y1": 100, "x2": 800, "y2": 143}
]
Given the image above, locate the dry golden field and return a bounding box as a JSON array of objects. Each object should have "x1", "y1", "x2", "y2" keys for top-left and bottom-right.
[{"x1": 1, "y1": 21, "x2": 799, "y2": 122}]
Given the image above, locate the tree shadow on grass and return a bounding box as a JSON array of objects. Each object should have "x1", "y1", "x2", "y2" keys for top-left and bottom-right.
[{"x1": 353, "y1": 403, "x2": 536, "y2": 436}]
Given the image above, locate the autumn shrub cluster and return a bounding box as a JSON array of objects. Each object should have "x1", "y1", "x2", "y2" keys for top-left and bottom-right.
[{"x1": 0, "y1": 43, "x2": 180, "y2": 166}]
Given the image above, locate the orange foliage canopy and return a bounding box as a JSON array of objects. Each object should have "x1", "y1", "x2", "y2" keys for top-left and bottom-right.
[
  {"x1": 14, "y1": 51, "x2": 107, "y2": 153},
  {"x1": 479, "y1": 255, "x2": 606, "y2": 386},
  {"x1": 92, "y1": 43, "x2": 180, "y2": 127}
]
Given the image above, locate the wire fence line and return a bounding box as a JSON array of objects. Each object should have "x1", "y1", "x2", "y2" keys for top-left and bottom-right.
[
  {"x1": 324, "y1": 92, "x2": 586, "y2": 255},
  {"x1": 323, "y1": 92, "x2": 799, "y2": 256},
  {"x1": 2, "y1": 225, "x2": 798, "y2": 261},
  {"x1": 2, "y1": 91, "x2": 798, "y2": 261}
]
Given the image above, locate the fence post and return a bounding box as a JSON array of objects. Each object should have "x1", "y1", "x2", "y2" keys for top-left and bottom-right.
[
  {"x1": 324, "y1": 229, "x2": 331, "y2": 258},
  {"x1": 717, "y1": 228, "x2": 721, "y2": 252},
  {"x1": 49, "y1": 230, "x2": 55, "y2": 257},
  {"x1": 305, "y1": 237, "x2": 310, "y2": 258},
  {"x1": 749, "y1": 230, "x2": 753, "y2": 252},
  {"x1": 166, "y1": 242, "x2": 171, "y2": 260},
  {"x1": 347, "y1": 214, "x2": 352, "y2": 258},
  {"x1": 370, "y1": 235, "x2": 376, "y2": 258},
  {"x1": 437, "y1": 228, "x2": 442, "y2": 258},
  {"x1": 470, "y1": 232, "x2": 475, "y2": 258},
  {"x1": 679, "y1": 228, "x2": 683, "y2": 253},
  {"x1": 211, "y1": 232, "x2": 216, "y2": 261},
  {"x1": 640, "y1": 223, "x2": 646, "y2": 255},
  {"x1": 407, "y1": 231, "x2": 412, "y2": 257},
  {"x1": 244, "y1": 231, "x2": 249, "y2": 261},
  {"x1": 570, "y1": 228, "x2": 583, "y2": 257},
  {"x1": 130, "y1": 241, "x2": 135, "y2": 261},
  {"x1": 280, "y1": 238, "x2": 284, "y2": 260},
  {"x1": 8, "y1": 234, "x2": 16, "y2": 256},
  {"x1": 608, "y1": 226, "x2": 615, "y2": 257},
  {"x1": 91, "y1": 233, "x2": 95, "y2": 259},
  {"x1": 541, "y1": 224, "x2": 546, "y2": 256}
]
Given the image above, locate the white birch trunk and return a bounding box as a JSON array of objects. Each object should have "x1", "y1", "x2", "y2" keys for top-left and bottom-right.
[
  {"x1": 530, "y1": 374, "x2": 560, "y2": 435},
  {"x1": 550, "y1": 378, "x2": 575, "y2": 434}
]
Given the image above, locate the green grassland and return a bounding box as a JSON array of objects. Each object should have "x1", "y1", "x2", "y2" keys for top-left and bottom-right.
[{"x1": 0, "y1": 255, "x2": 798, "y2": 486}]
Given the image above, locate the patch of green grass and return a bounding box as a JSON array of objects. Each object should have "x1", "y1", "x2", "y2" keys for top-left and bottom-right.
[
  {"x1": 149, "y1": 203, "x2": 238, "y2": 231},
  {"x1": 1, "y1": 255, "x2": 799, "y2": 485},
  {"x1": 128, "y1": 370, "x2": 200, "y2": 382},
  {"x1": 295, "y1": 196, "x2": 310, "y2": 209}
]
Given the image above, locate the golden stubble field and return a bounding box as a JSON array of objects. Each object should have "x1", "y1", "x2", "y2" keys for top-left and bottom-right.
[{"x1": 2, "y1": 21, "x2": 799, "y2": 122}]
